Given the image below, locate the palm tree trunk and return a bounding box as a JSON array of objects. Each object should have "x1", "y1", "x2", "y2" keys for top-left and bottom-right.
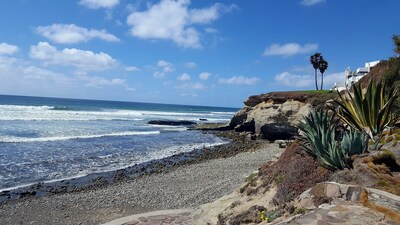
[
  {"x1": 315, "y1": 69, "x2": 319, "y2": 90},
  {"x1": 320, "y1": 73, "x2": 324, "y2": 90}
]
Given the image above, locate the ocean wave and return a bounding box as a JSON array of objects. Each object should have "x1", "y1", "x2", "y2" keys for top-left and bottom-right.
[
  {"x1": 0, "y1": 104, "x2": 233, "y2": 122},
  {"x1": 0, "y1": 131, "x2": 160, "y2": 143},
  {"x1": 50, "y1": 106, "x2": 73, "y2": 111},
  {"x1": 0, "y1": 139, "x2": 229, "y2": 192}
]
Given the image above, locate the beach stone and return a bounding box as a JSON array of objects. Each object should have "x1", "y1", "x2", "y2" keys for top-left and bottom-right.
[{"x1": 325, "y1": 183, "x2": 341, "y2": 198}]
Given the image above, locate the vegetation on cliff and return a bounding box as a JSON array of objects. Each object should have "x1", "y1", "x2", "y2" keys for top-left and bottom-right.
[{"x1": 219, "y1": 35, "x2": 400, "y2": 225}]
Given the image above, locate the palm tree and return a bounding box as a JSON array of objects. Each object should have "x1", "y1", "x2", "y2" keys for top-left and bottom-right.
[
  {"x1": 319, "y1": 57, "x2": 328, "y2": 90},
  {"x1": 310, "y1": 53, "x2": 322, "y2": 90},
  {"x1": 393, "y1": 34, "x2": 400, "y2": 56}
]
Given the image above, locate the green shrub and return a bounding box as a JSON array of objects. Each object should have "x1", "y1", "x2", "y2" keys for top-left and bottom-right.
[
  {"x1": 299, "y1": 110, "x2": 368, "y2": 170},
  {"x1": 341, "y1": 128, "x2": 368, "y2": 156},
  {"x1": 298, "y1": 109, "x2": 346, "y2": 170},
  {"x1": 334, "y1": 81, "x2": 397, "y2": 143}
]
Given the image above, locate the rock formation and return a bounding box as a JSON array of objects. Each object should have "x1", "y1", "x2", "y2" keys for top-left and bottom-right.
[{"x1": 229, "y1": 91, "x2": 336, "y2": 141}]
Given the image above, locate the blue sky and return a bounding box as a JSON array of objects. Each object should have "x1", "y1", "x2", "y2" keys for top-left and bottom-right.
[{"x1": 0, "y1": 0, "x2": 399, "y2": 107}]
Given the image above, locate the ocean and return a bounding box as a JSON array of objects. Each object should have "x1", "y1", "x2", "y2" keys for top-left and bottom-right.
[{"x1": 0, "y1": 95, "x2": 238, "y2": 191}]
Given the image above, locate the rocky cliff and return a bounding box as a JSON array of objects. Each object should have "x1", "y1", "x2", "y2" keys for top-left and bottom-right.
[{"x1": 229, "y1": 91, "x2": 337, "y2": 141}]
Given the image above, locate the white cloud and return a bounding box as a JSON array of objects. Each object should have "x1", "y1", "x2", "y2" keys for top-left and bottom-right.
[
  {"x1": 126, "y1": 0, "x2": 236, "y2": 48},
  {"x1": 177, "y1": 82, "x2": 206, "y2": 89},
  {"x1": 0, "y1": 55, "x2": 134, "y2": 97},
  {"x1": 188, "y1": 3, "x2": 221, "y2": 24},
  {"x1": 178, "y1": 73, "x2": 191, "y2": 81},
  {"x1": 274, "y1": 71, "x2": 343, "y2": 89},
  {"x1": 218, "y1": 76, "x2": 259, "y2": 85},
  {"x1": 157, "y1": 60, "x2": 172, "y2": 68},
  {"x1": 199, "y1": 72, "x2": 211, "y2": 80},
  {"x1": 30, "y1": 42, "x2": 117, "y2": 71},
  {"x1": 184, "y1": 62, "x2": 196, "y2": 68},
  {"x1": 205, "y1": 28, "x2": 218, "y2": 33},
  {"x1": 126, "y1": 66, "x2": 139, "y2": 72},
  {"x1": 36, "y1": 24, "x2": 119, "y2": 44},
  {"x1": 79, "y1": 0, "x2": 120, "y2": 9},
  {"x1": 0, "y1": 43, "x2": 19, "y2": 55},
  {"x1": 154, "y1": 60, "x2": 174, "y2": 78},
  {"x1": 263, "y1": 43, "x2": 318, "y2": 57},
  {"x1": 22, "y1": 66, "x2": 72, "y2": 84},
  {"x1": 154, "y1": 71, "x2": 165, "y2": 78},
  {"x1": 274, "y1": 72, "x2": 313, "y2": 88},
  {"x1": 79, "y1": 75, "x2": 125, "y2": 87},
  {"x1": 300, "y1": 0, "x2": 326, "y2": 6}
]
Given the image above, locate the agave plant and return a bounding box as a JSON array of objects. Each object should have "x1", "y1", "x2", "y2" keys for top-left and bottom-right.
[
  {"x1": 298, "y1": 109, "x2": 347, "y2": 170},
  {"x1": 341, "y1": 128, "x2": 368, "y2": 156},
  {"x1": 299, "y1": 109, "x2": 370, "y2": 170},
  {"x1": 334, "y1": 81, "x2": 397, "y2": 142}
]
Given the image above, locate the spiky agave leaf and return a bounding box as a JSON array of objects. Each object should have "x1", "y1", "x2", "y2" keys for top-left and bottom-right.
[
  {"x1": 341, "y1": 128, "x2": 368, "y2": 156},
  {"x1": 334, "y1": 81, "x2": 397, "y2": 143},
  {"x1": 298, "y1": 109, "x2": 347, "y2": 170}
]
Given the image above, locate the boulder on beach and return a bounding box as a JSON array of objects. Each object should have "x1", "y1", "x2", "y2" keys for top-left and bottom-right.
[
  {"x1": 260, "y1": 123, "x2": 298, "y2": 141},
  {"x1": 148, "y1": 120, "x2": 197, "y2": 126}
]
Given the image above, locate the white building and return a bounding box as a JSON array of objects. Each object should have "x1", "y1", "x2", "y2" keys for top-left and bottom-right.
[{"x1": 344, "y1": 60, "x2": 380, "y2": 89}]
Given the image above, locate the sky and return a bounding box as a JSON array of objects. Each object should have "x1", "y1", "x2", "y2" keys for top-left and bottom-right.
[{"x1": 0, "y1": 0, "x2": 399, "y2": 107}]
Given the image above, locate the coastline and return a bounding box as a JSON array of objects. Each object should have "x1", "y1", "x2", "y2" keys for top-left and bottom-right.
[
  {"x1": 0, "y1": 130, "x2": 283, "y2": 225},
  {"x1": 0, "y1": 130, "x2": 229, "y2": 203}
]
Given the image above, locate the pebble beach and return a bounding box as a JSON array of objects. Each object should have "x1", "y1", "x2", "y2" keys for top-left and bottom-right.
[{"x1": 0, "y1": 132, "x2": 283, "y2": 225}]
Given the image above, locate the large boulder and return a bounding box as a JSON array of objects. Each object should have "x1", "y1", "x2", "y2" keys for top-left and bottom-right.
[
  {"x1": 229, "y1": 107, "x2": 251, "y2": 128},
  {"x1": 260, "y1": 123, "x2": 298, "y2": 141}
]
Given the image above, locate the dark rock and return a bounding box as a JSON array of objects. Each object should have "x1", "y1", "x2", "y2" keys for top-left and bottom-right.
[
  {"x1": 199, "y1": 118, "x2": 208, "y2": 121},
  {"x1": 148, "y1": 120, "x2": 197, "y2": 126},
  {"x1": 229, "y1": 107, "x2": 251, "y2": 129},
  {"x1": 260, "y1": 123, "x2": 298, "y2": 141},
  {"x1": 190, "y1": 123, "x2": 231, "y2": 131},
  {"x1": 234, "y1": 119, "x2": 255, "y2": 133}
]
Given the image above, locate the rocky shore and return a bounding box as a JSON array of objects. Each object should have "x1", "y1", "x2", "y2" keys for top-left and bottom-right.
[{"x1": 0, "y1": 130, "x2": 283, "y2": 225}]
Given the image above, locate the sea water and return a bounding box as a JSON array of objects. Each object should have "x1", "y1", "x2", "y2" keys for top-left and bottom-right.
[{"x1": 0, "y1": 95, "x2": 238, "y2": 190}]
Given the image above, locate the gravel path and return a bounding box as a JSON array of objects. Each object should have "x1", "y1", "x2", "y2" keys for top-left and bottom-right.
[{"x1": 0, "y1": 141, "x2": 282, "y2": 225}]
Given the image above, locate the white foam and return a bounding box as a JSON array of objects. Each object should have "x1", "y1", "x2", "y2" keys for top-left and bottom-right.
[
  {"x1": 0, "y1": 105, "x2": 232, "y2": 122},
  {"x1": 0, "y1": 131, "x2": 160, "y2": 143},
  {"x1": 0, "y1": 140, "x2": 229, "y2": 193}
]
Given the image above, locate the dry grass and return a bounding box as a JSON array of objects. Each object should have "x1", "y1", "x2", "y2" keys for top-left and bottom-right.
[{"x1": 361, "y1": 190, "x2": 400, "y2": 222}]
